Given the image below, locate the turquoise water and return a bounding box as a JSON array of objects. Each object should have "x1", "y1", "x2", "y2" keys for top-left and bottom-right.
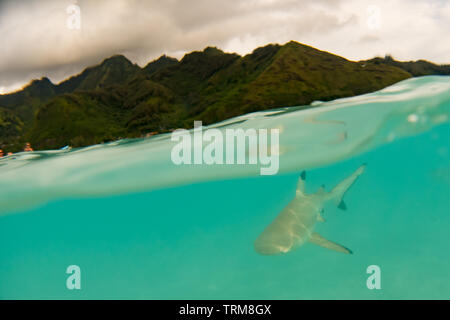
[{"x1": 1, "y1": 76, "x2": 449, "y2": 299}]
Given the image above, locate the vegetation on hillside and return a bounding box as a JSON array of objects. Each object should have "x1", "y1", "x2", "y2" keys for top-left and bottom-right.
[
  {"x1": 0, "y1": 41, "x2": 448, "y2": 152},
  {"x1": 366, "y1": 55, "x2": 450, "y2": 77}
]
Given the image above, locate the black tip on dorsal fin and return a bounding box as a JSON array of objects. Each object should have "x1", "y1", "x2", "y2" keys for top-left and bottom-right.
[
  {"x1": 300, "y1": 171, "x2": 306, "y2": 180},
  {"x1": 338, "y1": 200, "x2": 347, "y2": 211}
]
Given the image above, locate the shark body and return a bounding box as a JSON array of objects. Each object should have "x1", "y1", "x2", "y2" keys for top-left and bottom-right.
[{"x1": 254, "y1": 165, "x2": 366, "y2": 255}]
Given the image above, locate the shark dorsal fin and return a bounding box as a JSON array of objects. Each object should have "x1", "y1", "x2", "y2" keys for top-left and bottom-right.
[
  {"x1": 296, "y1": 171, "x2": 306, "y2": 196},
  {"x1": 338, "y1": 200, "x2": 347, "y2": 211}
]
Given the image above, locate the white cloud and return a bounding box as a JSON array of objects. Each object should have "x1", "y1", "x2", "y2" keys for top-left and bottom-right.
[{"x1": 0, "y1": 0, "x2": 448, "y2": 93}]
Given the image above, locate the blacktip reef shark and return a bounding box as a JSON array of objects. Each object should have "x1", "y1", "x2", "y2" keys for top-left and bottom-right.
[{"x1": 254, "y1": 164, "x2": 366, "y2": 255}]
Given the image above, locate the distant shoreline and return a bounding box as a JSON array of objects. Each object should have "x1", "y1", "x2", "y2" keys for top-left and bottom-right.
[{"x1": 1, "y1": 41, "x2": 449, "y2": 153}]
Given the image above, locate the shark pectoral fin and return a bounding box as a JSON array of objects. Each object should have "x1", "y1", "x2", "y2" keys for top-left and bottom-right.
[{"x1": 309, "y1": 232, "x2": 353, "y2": 254}]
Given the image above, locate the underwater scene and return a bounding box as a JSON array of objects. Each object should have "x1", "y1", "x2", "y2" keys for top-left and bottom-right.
[{"x1": 0, "y1": 76, "x2": 449, "y2": 299}]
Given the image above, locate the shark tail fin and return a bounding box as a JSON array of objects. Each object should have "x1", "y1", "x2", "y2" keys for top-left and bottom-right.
[
  {"x1": 296, "y1": 171, "x2": 307, "y2": 197},
  {"x1": 329, "y1": 164, "x2": 366, "y2": 209}
]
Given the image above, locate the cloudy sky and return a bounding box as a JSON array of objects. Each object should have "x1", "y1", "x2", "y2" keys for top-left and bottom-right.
[{"x1": 0, "y1": 0, "x2": 449, "y2": 93}]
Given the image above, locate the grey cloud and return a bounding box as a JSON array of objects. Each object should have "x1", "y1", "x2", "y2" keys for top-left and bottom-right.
[
  {"x1": 357, "y1": 34, "x2": 381, "y2": 44},
  {"x1": 0, "y1": 0, "x2": 348, "y2": 91},
  {"x1": 0, "y1": 0, "x2": 448, "y2": 93}
]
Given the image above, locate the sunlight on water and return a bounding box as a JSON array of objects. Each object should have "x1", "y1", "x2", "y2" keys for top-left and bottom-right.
[{"x1": 0, "y1": 76, "x2": 449, "y2": 299}]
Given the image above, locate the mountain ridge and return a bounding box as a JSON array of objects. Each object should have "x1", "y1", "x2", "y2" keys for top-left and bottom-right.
[{"x1": 1, "y1": 41, "x2": 449, "y2": 152}]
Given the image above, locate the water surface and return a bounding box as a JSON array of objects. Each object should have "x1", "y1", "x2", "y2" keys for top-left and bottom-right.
[{"x1": 1, "y1": 76, "x2": 449, "y2": 299}]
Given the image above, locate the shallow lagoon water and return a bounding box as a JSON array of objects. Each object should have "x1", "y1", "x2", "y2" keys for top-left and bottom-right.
[{"x1": 0, "y1": 76, "x2": 449, "y2": 299}]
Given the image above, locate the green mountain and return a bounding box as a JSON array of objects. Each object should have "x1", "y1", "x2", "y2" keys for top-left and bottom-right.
[
  {"x1": 0, "y1": 107, "x2": 24, "y2": 150},
  {"x1": 56, "y1": 55, "x2": 141, "y2": 93},
  {"x1": 365, "y1": 55, "x2": 450, "y2": 77},
  {"x1": 0, "y1": 77, "x2": 56, "y2": 123},
  {"x1": 0, "y1": 41, "x2": 448, "y2": 152}
]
